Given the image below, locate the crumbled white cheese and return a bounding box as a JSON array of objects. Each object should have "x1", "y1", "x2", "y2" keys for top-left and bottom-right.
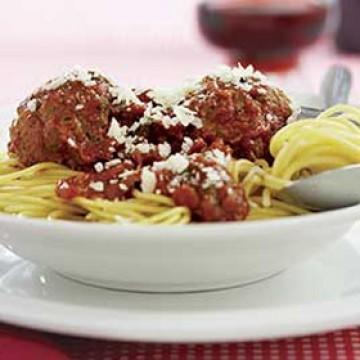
[
  {"x1": 172, "y1": 105, "x2": 202, "y2": 129},
  {"x1": 119, "y1": 183, "x2": 128, "y2": 191},
  {"x1": 58, "y1": 182, "x2": 69, "y2": 190},
  {"x1": 109, "y1": 179, "x2": 119, "y2": 185},
  {"x1": 202, "y1": 167, "x2": 230, "y2": 189},
  {"x1": 118, "y1": 169, "x2": 136, "y2": 180},
  {"x1": 168, "y1": 177, "x2": 181, "y2": 193},
  {"x1": 105, "y1": 159, "x2": 122, "y2": 169},
  {"x1": 26, "y1": 99, "x2": 37, "y2": 112},
  {"x1": 107, "y1": 118, "x2": 128, "y2": 144},
  {"x1": 75, "y1": 104, "x2": 84, "y2": 111},
  {"x1": 153, "y1": 154, "x2": 189, "y2": 174},
  {"x1": 42, "y1": 66, "x2": 98, "y2": 91},
  {"x1": 209, "y1": 64, "x2": 266, "y2": 91},
  {"x1": 204, "y1": 149, "x2": 230, "y2": 166},
  {"x1": 94, "y1": 162, "x2": 104, "y2": 173},
  {"x1": 138, "y1": 103, "x2": 202, "y2": 130},
  {"x1": 110, "y1": 86, "x2": 143, "y2": 106},
  {"x1": 135, "y1": 143, "x2": 152, "y2": 154},
  {"x1": 67, "y1": 138, "x2": 77, "y2": 148},
  {"x1": 181, "y1": 137, "x2": 194, "y2": 153},
  {"x1": 148, "y1": 88, "x2": 184, "y2": 108},
  {"x1": 180, "y1": 78, "x2": 203, "y2": 97},
  {"x1": 158, "y1": 142, "x2": 171, "y2": 158},
  {"x1": 138, "y1": 104, "x2": 165, "y2": 127},
  {"x1": 140, "y1": 168, "x2": 157, "y2": 193},
  {"x1": 266, "y1": 113, "x2": 274, "y2": 121},
  {"x1": 148, "y1": 80, "x2": 201, "y2": 108},
  {"x1": 89, "y1": 181, "x2": 104, "y2": 192}
]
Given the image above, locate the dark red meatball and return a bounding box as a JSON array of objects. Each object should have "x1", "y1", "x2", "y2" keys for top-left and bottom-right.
[
  {"x1": 8, "y1": 68, "x2": 145, "y2": 170},
  {"x1": 153, "y1": 153, "x2": 249, "y2": 222},
  {"x1": 186, "y1": 76, "x2": 292, "y2": 161}
]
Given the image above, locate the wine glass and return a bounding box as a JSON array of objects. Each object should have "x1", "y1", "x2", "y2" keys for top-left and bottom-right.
[{"x1": 197, "y1": 0, "x2": 334, "y2": 74}]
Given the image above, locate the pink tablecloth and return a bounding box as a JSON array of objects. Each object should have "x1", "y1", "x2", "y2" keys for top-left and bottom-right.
[{"x1": 2, "y1": 324, "x2": 360, "y2": 360}]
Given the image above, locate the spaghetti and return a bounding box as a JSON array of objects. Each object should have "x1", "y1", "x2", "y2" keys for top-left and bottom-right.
[{"x1": 1, "y1": 104, "x2": 359, "y2": 224}]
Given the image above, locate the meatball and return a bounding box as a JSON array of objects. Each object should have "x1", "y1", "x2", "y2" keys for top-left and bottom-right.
[
  {"x1": 9, "y1": 67, "x2": 145, "y2": 170},
  {"x1": 185, "y1": 67, "x2": 293, "y2": 161},
  {"x1": 149, "y1": 152, "x2": 249, "y2": 222}
]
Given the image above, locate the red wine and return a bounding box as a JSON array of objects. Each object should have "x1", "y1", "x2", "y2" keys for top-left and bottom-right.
[{"x1": 198, "y1": 0, "x2": 329, "y2": 72}]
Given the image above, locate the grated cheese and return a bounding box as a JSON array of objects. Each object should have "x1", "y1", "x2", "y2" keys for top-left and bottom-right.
[
  {"x1": 110, "y1": 86, "x2": 143, "y2": 106},
  {"x1": 266, "y1": 113, "x2": 274, "y2": 121},
  {"x1": 58, "y1": 182, "x2": 69, "y2": 190},
  {"x1": 119, "y1": 183, "x2": 128, "y2": 191},
  {"x1": 89, "y1": 181, "x2": 104, "y2": 192},
  {"x1": 67, "y1": 138, "x2": 77, "y2": 148},
  {"x1": 26, "y1": 99, "x2": 37, "y2": 112},
  {"x1": 42, "y1": 66, "x2": 98, "y2": 91},
  {"x1": 75, "y1": 104, "x2": 84, "y2": 111},
  {"x1": 172, "y1": 105, "x2": 202, "y2": 128},
  {"x1": 181, "y1": 137, "x2": 194, "y2": 153},
  {"x1": 209, "y1": 64, "x2": 267, "y2": 92},
  {"x1": 158, "y1": 142, "x2": 171, "y2": 158},
  {"x1": 94, "y1": 162, "x2": 104, "y2": 173},
  {"x1": 201, "y1": 166, "x2": 230, "y2": 189},
  {"x1": 107, "y1": 118, "x2": 128, "y2": 144},
  {"x1": 104, "y1": 159, "x2": 122, "y2": 169},
  {"x1": 153, "y1": 154, "x2": 189, "y2": 174},
  {"x1": 140, "y1": 168, "x2": 157, "y2": 193},
  {"x1": 135, "y1": 143, "x2": 152, "y2": 154},
  {"x1": 138, "y1": 102, "x2": 202, "y2": 130},
  {"x1": 118, "y1": 169, "x2": 136, "y2": 180},
  {"x1": 204, "y1": 149, "x2": 231, "y2": 166},
  {"x1": 148, "y1": 88, "x2": 184, "y2": 108}
]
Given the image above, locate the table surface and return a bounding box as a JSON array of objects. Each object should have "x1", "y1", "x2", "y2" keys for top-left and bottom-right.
[{"x1": 1, "y1": 324, "x2": 360, "y2": 360}]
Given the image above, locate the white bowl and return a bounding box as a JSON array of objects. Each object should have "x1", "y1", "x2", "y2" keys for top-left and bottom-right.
[
  {"x1": 0, "y1": 206, "x2": 359, "y2": 292},
  {"x1": 0, "y1": 97, "x2": 359, "y2": 293}
]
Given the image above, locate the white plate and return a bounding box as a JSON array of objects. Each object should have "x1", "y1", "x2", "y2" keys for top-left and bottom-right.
[{"x1": 1, "y1": 223, "x2": 360, "y2": 342}]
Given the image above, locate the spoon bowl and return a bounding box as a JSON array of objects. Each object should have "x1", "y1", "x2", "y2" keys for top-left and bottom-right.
[{"x1": 280, "y1": 165, "x2": 360, "y2": 210}]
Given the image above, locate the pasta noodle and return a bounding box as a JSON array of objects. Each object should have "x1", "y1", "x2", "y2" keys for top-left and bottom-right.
[{"x1": 0, "y1": 104, "x2": 359, "y2": 224}]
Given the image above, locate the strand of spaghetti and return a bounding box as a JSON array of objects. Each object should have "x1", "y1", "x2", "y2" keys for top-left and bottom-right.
[
  {"x1": 262, "y1": 188, "x2": 272, "y2": 208},
  {"x1": 318, "y1": 104, "x2": 360, "y2": 120},
  {"x1": 133, "y1": 190, "x2": 175, "y2": 206},
  {"x1": 73, "y1": 198, "x2": 147, "y2": 222},
  {"x1": 47, "y1": 209, "x2": 87, "y2": 221},
  {"x1": 250, "y1": 196, "x2": 309, "y2": 215},
  {"x1": 140, "y1": 207, "x2": 190, "y2": 225},
  {"x1": 279, "y1": 156, "x2": 350, "y2": 180},
  {"x1": 271, "y1": 128, "x2": 360, "y2": 178},
  {"x1": 76, "y1": 197, "x2": 173, "y2": 215},
  {"x1": 248, "y1": 208, "x2": 293, "y2": 220},
  {"x1": 0, "y1": 163, "x2": 76, "y2": 185}
]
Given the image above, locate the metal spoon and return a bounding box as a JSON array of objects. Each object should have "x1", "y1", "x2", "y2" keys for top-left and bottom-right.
[
  {"x1": 280, "y1": 65, "x2": 356, "y2": 210},
  {"x1": 299, "y1": 65, "x2": 352, "y2": 119}
]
